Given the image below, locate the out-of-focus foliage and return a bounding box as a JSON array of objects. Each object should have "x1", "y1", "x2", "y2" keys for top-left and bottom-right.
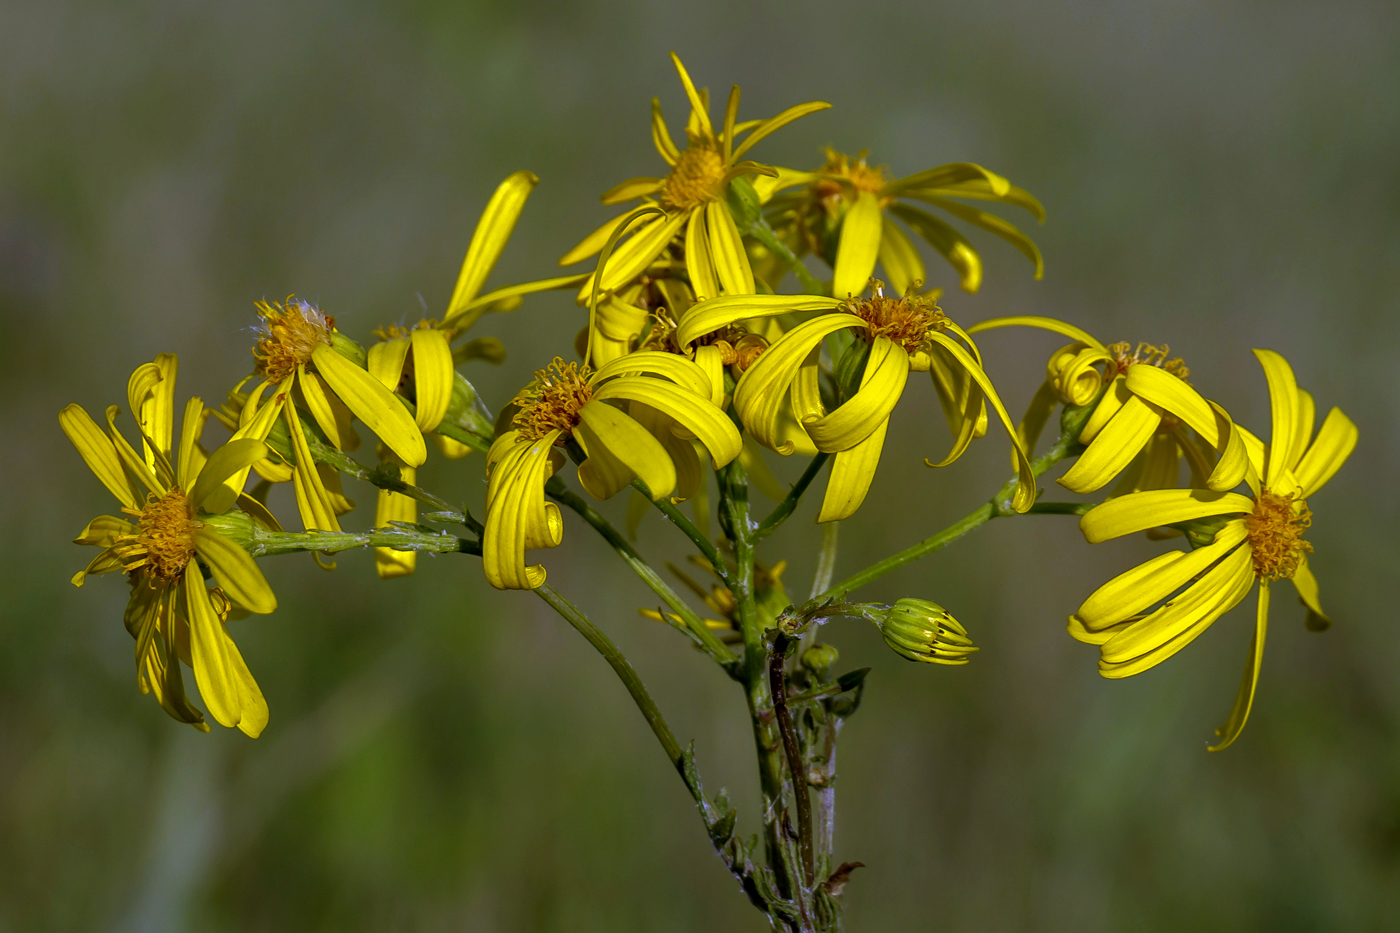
[{"x1": 3, "y1": 0, "x2": 1398, "y2": 929}]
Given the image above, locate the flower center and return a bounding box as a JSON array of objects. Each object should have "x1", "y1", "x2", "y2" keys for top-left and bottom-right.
[
  {"x1": 841, "y1": 280, "x2": 947, "y2": 354},
  {"x1": 117, "y1": 487, "x2": 200, "y2": 583},
  {"x1": 1107, "y1": 341, "x2": 1189, "y2": 380},
  {"x1": 253, "y1": 299, "x2": 334, "y2": 383},
  {"x1": 661, "y1": 144, "x2": 727, "y2": 211},
  {"x1": 1245, "y1": 489, "x2": 1313, "y2": 581},
  {"x1": 811, "y1": 149, "x2": 890, "y2": 213},
  {"x1": 511, "y1": 358, "x2": 594, "y2": 442}
]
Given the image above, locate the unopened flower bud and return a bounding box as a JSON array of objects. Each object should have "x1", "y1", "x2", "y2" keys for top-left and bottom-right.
[
  {"x1": 1047, "y1": 342, "x2": 1106, "y2": 407},
  {"x1": 801, "y1": 643, "x2": 840, "y2": 675},
  {"x1": 731, "y1": 333, "x2": 768, "y2": 373},
  {"x1": 877, "y1": 599, "x2": 977, "y2": 665}
]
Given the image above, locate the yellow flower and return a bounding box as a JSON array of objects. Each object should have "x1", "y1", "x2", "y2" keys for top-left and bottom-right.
[
  {"x1": 969, "y1": 316, "x2": 1250, "y2": 500},
  {"x1": 232, "y1": 297, "x2": 425, "y2": 534},
  {"x1": 756, "y1": 149, "x2": 1044, "y2": 297},
  {"x1": 483, "y1": 353, "x2": 741, "y2": 589},
  {"x1": 560, "y1": 53, "x2": 829, "y2": 303},
  {"x1": 676, "y1": 282, "x2": 1037, "y2": 522},
  {"x1": 1069, "y1": 349, "x2": 1357, "y2": 750},
  {"x1": 61, "y1": 354, "x2": 278, "y2": 736}
]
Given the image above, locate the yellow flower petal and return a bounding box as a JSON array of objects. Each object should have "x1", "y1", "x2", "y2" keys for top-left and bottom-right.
[
  {"x1": 730, "y1": 100, "x2": 831, "y2": 161},
  {"x1": 409, "y1": 327, "x2": 455, "y2": 432},
  {"x1": 703, "y1": 199, "x2": 755, "y2": 295},
  {"x1": 676, "y1": 294, "x2": 843, "y2": 349},
  {"x1": 684, "y1": 208, "x2": 720, "y2": 301},
  {"x1": 593, "y1": 210, "x2": 689, "y2": 295},
  {"x1": 183, "y1": 565, "x2": 242, "y2": 729},
  {"x1": 692, "y1": 345, "x2": 726, "y2": 407},
  {"x1": 1015, "y1": 381, "x2": 1059, "y2": 464},
  {"x1": 375, "y1": 460, "x2": 417, "y2": 579},
  {"x1": 223, "y1": 632, "x2": 269, "y2": 739},
  {"x1": 669, "y1": 52, "x2": 713, "y2": 138},
  {"x1": 104, "y1": 405, "x2": 162, "y2": 496},
  {"x1": 593, "y1": 377, "x2": 741, "y2": 468},
  {"x1": 1080, "y1": 489, "x2": 1255, "y2": 544},
  {"x1": 1208, "y1": 582, "x2": 1270, "y2": 751},
  {"x1": 889, "y1": 204, "x2": 982, "y2": 293},
  {"x1": 71, "y1": 547, "x2": 123, "y2": 587},
  {"x1": 593, "y1": 350, "x2": 714, "y2": 401},
  {"x1": 1294, "y1": 406, "x2": 1357, "y2": 498},
  {"x1": 560, "y1": 212, "x2": 632, "y2": 267},
  {"x1": 483, "y1": 432, "x2": 561, "y2": 589},
  {"x1": 1067, "y1": 612, "x2": 1138, "y2": 646},
  {"x1": 650, "y1": 97, "x2": 680, "y2": 165},
  {"x1": 1293, "y1": 388, "x2": 1316, "y2": 469},
  {"x1": 816, "y1": 417, "x2": 888, "y2": 522},
  {"x1": 447, "y1": 273, "x2": 591, "y2": 330},
  {"x1": 73, "y1": 514, "x2": 134, "y2": 547},
  {"x1": 367, "y1": 336, "x2": 410, "y2": 391},
  {"x1": 282, "y1": 398, "x2": 341, "y2": 532},
  {"x1": 1078, "y1": 520, "x2": 1248, "y2": 629},
  {"x1": 194, "y1": 525, "x2": 276, "y2": 613},
  {"x1": 176, "y1": 396, "x2": 205, "y2": 489},
  {"x1": 311, "y1": 344, "x2": 425, "y2": 467},
  {"x1": 602, "y1": 176, "x2": 663, "y2": 205},
  {"x1": 1059, "y1": 396, "x2": 1161, "y2": 493},
  {"x1": 803, "y1": 336, "x2": 908, "y2": 451},
  {"x1": 1253, "y1": 349, "x2": 1300, "y2": 487},
  {"x1": 128, "y1": 353, "x2": 178, "y2": 469},
  {"x1": 883, "y1": 162, "x2": 1011, "y2": 199},
  {"x1": 633, "y1": 405, "x2": 703, "y2": 501},
  {"x1": 1291, "y1": 554, "x2": 1331, "y2": 632},
  {"x1": 927, "y1": 331, "x2": 1036, "y2": 512},
  {"x1": 577, "y1": 400, "x2": 676, "y2": 500},
  {"x1": 446, "y1": 170, "x2": 538, "y2": 317},
  {"x1": 1099, "y1": 544, "x2": 1255, "y2": 679},
  {"x1": 911, "y1": 195, "x2": 1044, "y2": 279},
  {"x1": 189, "y1": 438, "x2": 268, "y2": 512},
  {"x1": 966, "y1": 315, "x2": 1104, "y2": 350},
  {"x1": 831, "y1": 191, "x2": 883, "y2": 299},
  {"x1": 60, "y1": 404, "x2": 138, "y2": 509},
  {"x1": 925, "y1": 344, "x2": 985, "y2": 468},
  {"x1": 877, "y1": 216, "x2": 925, "y2": 297}
]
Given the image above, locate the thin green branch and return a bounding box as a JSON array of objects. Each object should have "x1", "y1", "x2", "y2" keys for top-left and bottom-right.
[
  {"x1": 768, "y1": 632, "x2": 814, "y2": 889},
  {"x1": 745, "y1": 215, "x2": 827, "y2": 297},
  {"x1": 240, "y1": 524, "x2": 479, "y2": 559},
  {"x1": 756, "y1": 453, "x2": 831, "y2": 538},
  {"x1": 634, "y1": 480, "x2": 728, "y2": 583},
  {"x1": 546, "y1": 477, "x2": 739, "y2": 675}
]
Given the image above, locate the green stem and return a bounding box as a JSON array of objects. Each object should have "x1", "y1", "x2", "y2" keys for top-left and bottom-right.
[
  {"x1": 533, "y1": 584, "x2": 700, "y2": 800},
  {"x1": 635, "y1": 480, "x2": 728, "y2": 584},
  {"x1": 768, "y1": 632, "x2": 814, "y2": 889},
  {"x1": 819, "y1": 427, "x2": 1082, "y2": 601},
  {"x1": 546, "y1": 477, "x2": 739, "y2": 675},
  {"x1": 755, "y1": 453, "x2": 831, "y2": 538},
  {"x1": 240, "y1": 525, "x2": 479, "y2": 559},
  {"x1": 809, "y1": 521, "x2": 840, "y2": 600}
]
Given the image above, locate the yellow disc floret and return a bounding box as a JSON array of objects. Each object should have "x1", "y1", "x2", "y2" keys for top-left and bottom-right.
[
  {"x1": 511, "y1": 358, "x2": 594, "y2": 442},
  {"x1": 661, "y1": 143, "x2": 727, "y2": 211},
  {"x1": 116, "y1": 487, "x2": 200, "y2": 583},
  {"x1": 811, "y1": 148, "x2": 891, "y2": 212},
  {"x1": 253, "y1": 298, "x2": 334, "y2": 383},
  {"x1": 1245, "y1": 489, "x2": 1313, "y2": 581},
  {"x1": 841, "y1": 280, "x2": 948, "y2": 354}
]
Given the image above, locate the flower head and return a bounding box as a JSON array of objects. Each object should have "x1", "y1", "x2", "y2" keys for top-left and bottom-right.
[
  {"x1": 61, "y1": 354, "x2": 278, "y2": 736},
  {"x1": 482, "y1": 352, "x2": 741, "y2": 589},
  {"x1": 1069, "y1": 349, "x2": 1357, "y2": 749},
  {"x1": 756, "y1": 148, "x2": 1045, "y2": 297},
  {"x1": 676, "y1": 283, "x2": 1036, "y2": 522}
]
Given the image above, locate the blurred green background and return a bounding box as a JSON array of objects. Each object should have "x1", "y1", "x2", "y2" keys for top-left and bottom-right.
[{"x1": 4, "y1": 0, "x2": 1399, "y2": 929}]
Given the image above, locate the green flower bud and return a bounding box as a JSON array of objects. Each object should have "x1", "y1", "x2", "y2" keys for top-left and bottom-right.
[
  {"x1": 329, "y1": 330, "x2": 368, "y2": 367},
  {"x1": 800, "y1": 643, "x2": 840, "y2": 675},
  {"x1": 876, "y1": 598, "x2": 977, "y2": 665},
  {"x1": 441, "y1": 371, "x2": 495, "y2": 439},
  {"x1": 199, "y1": 509, "x2": 260, "y2": 552}
]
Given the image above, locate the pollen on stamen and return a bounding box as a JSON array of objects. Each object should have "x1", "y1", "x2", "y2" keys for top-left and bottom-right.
[
  {"x1": 511, "y1": 358, "x2": 594, "y2": 442},
  {"x1": 811, "y1": 148, "x2": 890, "y2": 214},
  {"x1": 253, "y1": 298, "x2": 334, "y2": 383},
  {"x1": 1245, "y1": 489, "x2": 1313, "y2": 581},
  {"x1": 841, "y1": 279, "x2": 948, "y2": 355},
  {"x1": 115, "y1": 487, "x2": 201, "y2": 583},
  {"x1": 1107, "y1": 341, "x2": 1190, "y2": 381}
]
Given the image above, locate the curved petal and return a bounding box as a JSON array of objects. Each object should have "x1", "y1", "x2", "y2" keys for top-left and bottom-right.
[
  {"x1": 189, "y1": 438, "x2": 268, "y2": 512},
  {"x1": 912, "y1": 195, "x2": 1044, "y2": 278},
  {"x1": 560, "y1": 212, "x2": 632, "y2": 267},
  {"x1": 1078, "y1": 520, "x2": 1249, "y2": 628},
  {"x1": 60, "y1": 404, "x2": 138, "y2": 509},
  {"x1": 1209, "y1": 582, "x2": 1270, "y2": 751},
  {"x1": 282, "y1": 397, "x2": 341, "y2": 533},
  {"x1": 1292, "y1": 554, "x2": 1331, "y2": 632},
  {"x1": 409, "y1": 327, "x2": 455, "y2": 432},
  {"x1": 594, "y1": 210, "x2": 689, "y2": 294},
  {"x1": 684, "y1": 207, "x2": 720, "y2": 302},
  {"x1": 222, "y1": 633, "x2": 269, "y2": 739},
  {"x1": 1059, "y1": 396, "x2": 1161, "y2": 493},
  {"x1": 483, "y1": 432, "x2": 561, "y2": 590},
  {"x1": 692, "y1": 345, "x2": 726, "y2": 406},
  {"x1": 1253, "y1": 349, "x2": 1300, "y2": 486},
  {"x1": 733, "y1": 314, "x2": 866, "y2": 452},
  {"x1": 1294, "y1": 407, "x2": 1357, "y2": 498},
  {"x1": 130, "y1": 353, "x2": 178, "y2": 468},
  {"x1": 882, "y1": 162, "x2": 1011, "y2": 199},
  {"x1": 730, "y1": 100, "x2": 831, "y2": 161},
  {"x1": 669, "y1": 52, "x2": 713, "y2": 138},
  {"x1": 105, "y1": 405, "x2": 162, "y2": 497},
  {"x1": 925, "y1": 343, "x2": 985, "y2": 467},
  {"x1": 74, "y1": 514, "x2": 134, "y2": 548},
  {"x1": 1080, "y1": 489, "x2": 1255, "y2": 544},
  {"x1": 831, "y1": 191, "x2": 883, "y2": 299},
  {"x1": 803, "y1": 336, "x2": 908, "y2": 451},
  {"x1": 183, "y1": 564, "x2": 242, "y2": 729},
  {"x1": 578, "y1": 401, "x2": 676, "y2": 500},
  {"x1": 966, "y1": 315, "x2": 1104, "y2": 349},
  {"x1": 593, "y1": 378, "x2": 740, "y2": 467},
  {"x1": 193, "y1": 525, "x2": 277, "y2": 613},
  {"x1": 1015, "y1": 380, "x2": 1059, "y2": 463},
  {"x1": 367, "y1": 337, "x2": 410, "y2": 391},
  {"x1": 311, "y1": 344, "x2": 426, "y2": 467},
  {"x1": 676, "y1": 294, "x2": 844, "y2": 349},
  {"x1": 593, "y1": 351, "x2": 713, "y2": 401},
  {"x1": 374, "y1": 461, "x2": 417, "y2": 579},
  {"x1": 650, "y1": 97, "x2": 680, "y2": 165},
  {"x1": 927, "y1": 331, "x2": 1036, "y2": 512},
  {"x1": 1099, "y1": 544, "x2": 1256, "y2": 678},
  {"x1": 816, "y1": 417, "x2": 888, "y2": 522},
  {"x1": 888, "y1": 203, "x2": 982, "y2": 293},
  {"x1": 71, "y1": 547, "x2": 123, "y2": 587},
  {"x1": 446, "y1": 170, "x2": 538, "y2": 315},
  {"x1": 602, "y1": 176, "x2": 664, "y2": 205},
  {"x1": 704, "y1": 199, "x2": 755, "y2": 295},
  {"x1": 176, "y1": 397, "x2": 206, "y2": 490}
]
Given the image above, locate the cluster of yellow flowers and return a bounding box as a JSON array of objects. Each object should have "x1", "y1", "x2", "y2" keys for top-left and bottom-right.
[{"x1": 64, "y1": 53, "x2": 1355, "y2": 758}]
